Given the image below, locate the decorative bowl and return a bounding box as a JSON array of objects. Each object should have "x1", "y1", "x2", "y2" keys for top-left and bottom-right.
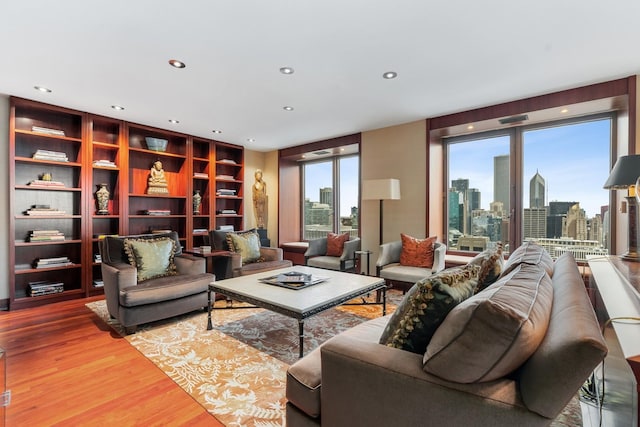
[{"x1": 145, "y1": 137, "x2": 168, "y2": 152}]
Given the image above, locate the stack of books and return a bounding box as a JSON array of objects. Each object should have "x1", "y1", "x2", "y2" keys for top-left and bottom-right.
[
  {"x1": 32, "y1": 126, "x2": 65, "y2": 136},
  {"x1": 216, "y1": 188, "x2": 237, "y2": 196},
  {"x1": 25, "y1": 205, "x2": 66, "y2": 216},
  {"x1": 218, "y1": 209, "x2": 237, "y2": 215},
  {"x1": 29, "y1": 230, "x2": 65, "y2": 242},
  {"x1": 32, "y1": 149, "x2": 69, "y2": 162},
  {"x1": 27, "y1": 281, "x2": 64, "y2": 297},
  {"x1": 92, "y1": 159, "x2": 117, "y2": 168},
  {"x1": 144, "y1": 209, "x2": 171, "y2": 216},
  {"x1": 92, "y1": 280, "x2": 104, "y2": 288},
  {"x1": 33, "y1": 256, "x2": 72, "y2": 269},
  {"x1": 28, "y1": 179, "x2": 65, "y2": 188},
  {"x1": 193, "y1": 172, "x2": 209, "y2": 178},
  {"x1": 218, "y1": 159, "x2": 237, "y2": 164},
  {"x1": 215, "y1": 174, "x2": 235, "y2": 180}
]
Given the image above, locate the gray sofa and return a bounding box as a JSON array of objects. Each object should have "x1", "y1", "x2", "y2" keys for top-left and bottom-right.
[
  {"x1": 286, "y1": 248, "x2": 607, "y2": 426},
  {"x1": 99, "y1": 232, "x2": 214, "y2": 333}
]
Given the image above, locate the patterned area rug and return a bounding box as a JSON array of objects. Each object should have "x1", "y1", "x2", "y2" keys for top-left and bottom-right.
[{"x1": 87, "y1": 292, "x2": 582, "y2": 426}]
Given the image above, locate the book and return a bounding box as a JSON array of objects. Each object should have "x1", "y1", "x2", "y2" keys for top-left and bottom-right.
[{"x1": 31, "y1": 126, "x2": 65, "y2": 136}]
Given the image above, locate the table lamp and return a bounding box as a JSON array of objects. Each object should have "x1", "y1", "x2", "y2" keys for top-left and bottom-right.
[{"x1": 603, "y1": 154, "x2": 640, "y2": 261}]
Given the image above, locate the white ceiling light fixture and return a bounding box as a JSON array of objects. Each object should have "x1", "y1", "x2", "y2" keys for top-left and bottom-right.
[
  {"x1": 212, "y1": 129, "x2": 222, "y2": 134},
  {"x1": 279, "y1": 66, "x2": 294, "y2": 75},
  {"x1": 382, "y1": 71, "x2": 397, "y2": 79},
  {"x1": 283, "y1": 106, "x2": 294, "y2": 111},
  {"x1": 168, "y1": 59, "x2": 186, "y2": 69},
  {"x1": 168, "y1": 119, "x2": 180, "y2": 124},
  {"x1": 247, "y1": 138, "x2": 255, "y2": 143},
  {"x1": 111, "y1": 105, "x2": 125, "y2": 110},
  {"x1": 34, "y1": 85, "x2": 52, "y2": 93}
]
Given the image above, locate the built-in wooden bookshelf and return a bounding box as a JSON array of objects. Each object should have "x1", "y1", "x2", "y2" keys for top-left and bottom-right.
[{"x1": 8, "y1": 97, "x2": 244, "y2": 309}]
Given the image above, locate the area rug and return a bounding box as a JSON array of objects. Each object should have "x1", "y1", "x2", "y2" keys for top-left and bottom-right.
[{"x1": 87, "y1": 294, "x2": 582, "y2": 426}]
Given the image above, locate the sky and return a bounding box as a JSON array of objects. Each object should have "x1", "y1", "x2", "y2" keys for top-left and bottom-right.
[{"x1": 304, "y1": 156, "x2": 359, "y2": 217}]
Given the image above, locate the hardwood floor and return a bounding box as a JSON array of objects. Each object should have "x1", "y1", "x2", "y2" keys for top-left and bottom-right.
[{"x1": 0, "y1": 297, "x2": 222, "y2": 426}]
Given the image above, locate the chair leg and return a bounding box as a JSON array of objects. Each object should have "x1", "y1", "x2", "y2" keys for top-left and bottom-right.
[{"x1": 124, "y1": 325, "x2": 137, "y2": 335}]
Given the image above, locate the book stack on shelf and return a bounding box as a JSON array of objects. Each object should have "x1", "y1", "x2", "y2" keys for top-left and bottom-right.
[
  {"x1": 193, "y1": 228, "x2": 208, "y2": 234},
  {"x1": 93, "y1": 279, "x2": 104, "y2": 288},
  {"x1": 33, "y1": 256, "x2": 72, "y2": 269},
  {"x1": 29, "y1": 230, "x2": 65, "y2": 242},
  {"x1": 27, "y1": 281, "x2": 64, "y2": 297},
  {"x1": 32, "y1": 149, "x2": 69, "y2": 162},
  {"x1": 144, "y1": 209, "x2": 171, "y2": 216},
  {"x1": 215, "y1": 174, "x2": 235, "y2": 180},
  {"x1": 92, "y1": 159, "x2": 117, "y2": 168},
  {"x1": 27, "y1": 178, "x2": 65, "y2": 188},
  {"x1": 218, "y1": 209, "x2": 237, "y2": 215},
  {"x1": 32, "y1": 126, "x2": 65, "y2": 136},
  {"x1": 216, "y1": 188, "x2": 237, "y2": 196},
  {"x1": 25, "y1": 205, "x2": 66, "y2": 216},
  {"x1": 219, "y1": 159, "x2": 237, "y2": 164},
  {"x1": 193, "y1": 172, "x2": 209, "y2": 178}
]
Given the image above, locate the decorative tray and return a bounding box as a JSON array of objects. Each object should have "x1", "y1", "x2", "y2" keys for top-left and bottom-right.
[{"x1": 259, "y1": 271, "x2": 328, "y2": 290}]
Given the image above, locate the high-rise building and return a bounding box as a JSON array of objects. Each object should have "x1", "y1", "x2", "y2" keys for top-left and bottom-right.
[
  {"x1": 493, "y1": 155, "x2": 509, "y2": 212},
  {"x1": 562, "y1": 204, "x2": 588, "y2": 241},
  {"x1": 448, "y1": 189, "x2": 461, "y2": 232},
  {"x1": 524, "y1": 208, "x2": 547, "y2": 239},
  {"x1": 465, "y1": 188, "x2": 481, "y2": 235},
  {"x1": 319, "y1": 187, "x2": 333, "y2": 207},
  {"x1": 530, "y1": 170, "x2": 545, "y2": 209},
  {"x1": 451, "y1": 179, "x2": 469, "y2": 197}
]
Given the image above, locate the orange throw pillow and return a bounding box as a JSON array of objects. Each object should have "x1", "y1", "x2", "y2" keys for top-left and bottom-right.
[
  {"x1": 400, "y1": 234, "x2": 436, "y2": 268},
  {"x1": 326, "y1": 232, "x2": 349, "y2": 256}
]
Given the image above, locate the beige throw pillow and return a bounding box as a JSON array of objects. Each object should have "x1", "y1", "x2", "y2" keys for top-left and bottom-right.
[{"x1": 228, "y1": 232, "x2": 261, "y2": 264}]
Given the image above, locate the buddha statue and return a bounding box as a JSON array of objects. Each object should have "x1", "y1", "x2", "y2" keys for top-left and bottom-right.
[{"x1": 147, "y1": 160, "x2": 169, "y2": 194}]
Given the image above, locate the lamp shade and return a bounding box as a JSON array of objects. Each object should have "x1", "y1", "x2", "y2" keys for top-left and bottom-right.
[
  {"x1": 603, "y1": 154, "x2": 640, "y2": 189},
  {"x1": 362, "y1": 179, "x2": 401, "y2": 200}
]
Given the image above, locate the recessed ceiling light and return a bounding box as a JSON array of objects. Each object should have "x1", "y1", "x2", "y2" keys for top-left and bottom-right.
[
  {"x1": 212, "y1": 129, "x2": 222, "y2": 134},
  {"x1": 168, "y1": 59, "x2": 186, "y2": 69},
  {"x1": 111, "y1": 105, "x2": 125, "y2": 111},
  {"x1": 168, "y1": 119, "x2": 180, "y2": 124},
  {"x1": 467, "y1": 125, "x2": 474, "y2": 130},
  {"x1": 382, "y1": 71, "x2": 397, "y2": 79},
  {"x1": 283, "y1": 106, "x2": 294, "y2": 111},
  {"x1": 561, "y1": 108, "x2": 569, "y2": 113},
  {"x1": 247, "y1": 138, "x2": 255, "y2": 143},
  {"x1": 34, "y1": 85, "x2": 51, "y2": 93},
  {"x1": 280, "y1": 67, "x2": 294, "y2": 75}
]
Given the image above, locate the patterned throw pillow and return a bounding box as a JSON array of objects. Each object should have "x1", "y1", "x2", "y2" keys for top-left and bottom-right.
[
  {"x1": 123, "y1": 237, "x2": 177, "y2": 282},
  {"x1": 378, "y1": 263, "x2": 480, "y2": 354},
  {"x1": 326, "y1": 232, "x2": 350, "y2": 256},
  {"x1": 468, "y1": 243, "x2": 504, "y2": 293},
  {"x1": 225, "y1": 229, "x2": 258, "y2": 252},
  {"x1": 228, "y1": 232, "x2": 261, "y2": 264},
  {"x1": 399, "y1": 234, "x2": 436, "y2": 268}
]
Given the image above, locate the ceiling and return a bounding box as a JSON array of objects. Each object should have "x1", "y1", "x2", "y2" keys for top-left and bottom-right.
[{"x1": 2, "y1": 1, "x2": 640, "y2": 152}]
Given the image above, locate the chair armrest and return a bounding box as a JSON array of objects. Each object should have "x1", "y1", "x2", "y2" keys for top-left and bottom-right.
[
  {"x1": 304, "y1": 238, "x2": 327, "y2": 263},
  {"x1": 375, "y1": 241, "x2": 402, "y2": 272},
  {"x1": 320, "y1": 335, "x2": 521, "y2": 426},
  {"x1": 174, "y1": 254, "x2": 206, "y2": 275},
  {"x1": 260, "y1": 246, "x2": 284, "y2": 262},
  {"x1": 340, "y1": 238, "x2": 360, "y2": 261},
  {"x1": 432, "y1": 243, "x2": 447, "y2": 273}
]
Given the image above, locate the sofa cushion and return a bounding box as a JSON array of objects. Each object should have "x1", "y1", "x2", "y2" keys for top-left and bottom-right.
[
  {"x1": 212, "y1": 228, "x2": 257, "y2": 251},
  {"x1": 326, "y1": 232, "x2": 349, "y2": 256},
  {"x1": 468, "y1": 243, "x2": 504, "y2": 293},
  {"x1": 119, "y1": 272, "x2": 212, "y2": 307},
  {"x1": 423, "y1": 263, "x2": 553, "y2": 383},
  {"x1": 400, "y1": 234, "x2": 436, "y2": 268},
  {"x1": 501, "y1": 240, "x2": 554, "y2": 278},
  {"x1": 379, "y1": 263, "x2": 480, "y2": 354},
  {"x1": 123, "y1": 237, "x2": 178, "y2": 282},
  {"x1": 378, "y1": 264, "x2": 436, "y2": 284},
  {"x1": 228, "y1": 231, "x2": 261, "y2": 264}
]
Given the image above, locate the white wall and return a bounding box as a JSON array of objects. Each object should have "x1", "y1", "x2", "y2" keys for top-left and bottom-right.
[{"x1": 0, "y1": 95, "x2": 9, "y2": 301}]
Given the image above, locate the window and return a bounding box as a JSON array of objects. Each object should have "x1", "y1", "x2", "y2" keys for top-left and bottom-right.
[
  {"x1": 302, "y1": 155, "x2": 359, "y2": 239},
  {"x1": 446, "y1": 115, "x2": 612, "y2": 261}
]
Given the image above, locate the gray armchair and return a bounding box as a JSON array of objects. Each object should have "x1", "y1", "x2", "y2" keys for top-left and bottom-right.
[
  {"x1": 304, "y1": 236, "x2": 361, "y2": 272},
  {"x1": 99, "y1": 232, "x2": 214, "y2": 334},
  {"x1": 375, "y1": 240, "x2": 446, "y2": 293}
]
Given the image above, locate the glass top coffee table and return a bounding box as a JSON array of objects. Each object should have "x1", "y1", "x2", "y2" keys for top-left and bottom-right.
[{"x1": 207, "y1": 266, "x2": 386, "y2": 358}]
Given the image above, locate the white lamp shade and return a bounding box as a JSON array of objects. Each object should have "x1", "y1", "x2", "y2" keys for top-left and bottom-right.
[{"x1": 362, "y1": 179, "x2": 401, "y2": 200}]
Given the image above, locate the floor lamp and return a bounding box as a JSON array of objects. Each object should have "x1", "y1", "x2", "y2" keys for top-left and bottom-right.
[
  {"x1": 603, "y1": 154, "x2": 640, "y2": 262},
  {"x1": 362, "y1": 179, "x2": 401, "y2": 246}
]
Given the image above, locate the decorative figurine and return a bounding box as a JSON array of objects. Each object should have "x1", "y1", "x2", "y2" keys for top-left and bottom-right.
[
  {"x1": 95, "y1": 183, "x2": 110, "y2": 215},
  {"x1": 252, "y1": 169, "x2": 267, "y2": 229},
  {"x1": 147, "y1": 159, "x2": 169, "y2": 194},
  {"x1": 193, "y1": 189, "x2": 202, "y2": 214}
]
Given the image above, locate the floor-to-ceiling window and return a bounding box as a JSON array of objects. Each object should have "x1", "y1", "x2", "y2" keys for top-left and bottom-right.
[
  {"x1": 446, "y1": 114, "x2": 612, "y2": 261},
  {"x1": 302, "y1": 154, "x2": 359, "y2": 239}
]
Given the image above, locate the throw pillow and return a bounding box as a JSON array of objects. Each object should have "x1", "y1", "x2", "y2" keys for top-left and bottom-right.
[
  {"x1": 468, "y1": 242, "x2": 504, "y2": 293},
  {"x1": 399, "y1": 234, "x2": 436, "y2": 268},
  {"x1": 123, "y1": 237, "x2": 178, "y2": 282},
  {"x1": 378, "y1": 263, "x2": 480, "y2": 354},
  {"x1": 326, "y1": 232, "x2": 349, "y2": 257},
  {"x1": 228, "y1": 231, "x2": 261, "y2": 264},
  {"x1": 225, "y1": 229, "x2": 258, "y2": 252},
  {"x1": 423, "y1": 263, "x2": 553, "y2": 383},
  {"x1": 501, "y1": 240, "x2": 554, "y2": 278}
]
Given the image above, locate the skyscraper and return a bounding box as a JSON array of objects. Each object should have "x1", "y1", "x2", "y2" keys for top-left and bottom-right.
[
  {"x1": 319, "y1": 187, "x2": 333, "y2": 207},
  {"x1": 563, "y1": 204, "x2": 588, "y2": 240},
  {"x1": 524, "y1": 208, "x2": 547, "y2": 239},
  {"x1": 493, "y1": 155, "x2": 509, "y2": 212},
  {"x1": 530, "y1": 170, "x2": 545, "y2": 209}
]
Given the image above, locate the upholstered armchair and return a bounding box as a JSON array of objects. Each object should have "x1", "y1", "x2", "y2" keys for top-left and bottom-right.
[
  {"x1": 98, "y1": 232, "x2": 214, "y2": 334},
  {"x1": 209, "y1": 228, "x2": 291, "y2": 279},
  {"x1": 304, "y1": 235, "x2": 361, "y2": 272},
  {"x1": 376, "y1": 239, "x2": 446, "y2": 293}
]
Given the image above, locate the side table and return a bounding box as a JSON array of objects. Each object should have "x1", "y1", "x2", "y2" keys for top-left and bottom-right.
[
  {"x1": 355, "y1": 250, "x2": 372, "y2": 275},
  {"x1": 184, "y1": 248, "x2": 232, "y2": 280}
]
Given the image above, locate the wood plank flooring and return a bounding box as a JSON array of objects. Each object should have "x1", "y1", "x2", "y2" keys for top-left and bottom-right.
[{"x1": 0, "y1": 297, "x2": 222, "y2": 426}]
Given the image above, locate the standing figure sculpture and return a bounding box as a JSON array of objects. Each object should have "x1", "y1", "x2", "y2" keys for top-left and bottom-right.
[
  {"x1": 252, "y1": 169, "x2": 267, "y2": 229},
  {"x1": 147, "y1": 160, "x2": 169, "y2": 194}
]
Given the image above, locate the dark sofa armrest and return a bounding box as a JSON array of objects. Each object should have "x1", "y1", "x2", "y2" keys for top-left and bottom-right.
[{"x1": 174, "y1": 254, "x2": 206, "y2": 275}]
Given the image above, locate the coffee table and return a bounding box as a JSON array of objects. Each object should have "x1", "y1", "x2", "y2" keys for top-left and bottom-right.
[{"x1": 207, "y1": 266, "x2": 386, "y2": 358}]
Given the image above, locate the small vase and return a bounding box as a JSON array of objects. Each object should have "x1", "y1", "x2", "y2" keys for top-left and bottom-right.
[
  {"x1": 193, "y1": 190, "x2": 202, "y2": 214},
  {"x1": 96, "y1": 183, "x2": 110, "y2": 215}
]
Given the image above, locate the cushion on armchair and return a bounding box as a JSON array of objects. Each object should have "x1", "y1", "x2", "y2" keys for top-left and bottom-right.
[
  {"x1": 227, "y1": 231, "x2": 262, "y2": 264},
  {"x1": 123, "y1": 237, "x2": 178, "y2": 282},
  {"x1": 379, "y1": 263, "x2": 480, "y2": 354},
  {"x1": 326, "y1": 232, "x2": 349, "y2": 256},
  {"x1": 399, "y1": 234, "x2": 436, "y2": 268}
]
